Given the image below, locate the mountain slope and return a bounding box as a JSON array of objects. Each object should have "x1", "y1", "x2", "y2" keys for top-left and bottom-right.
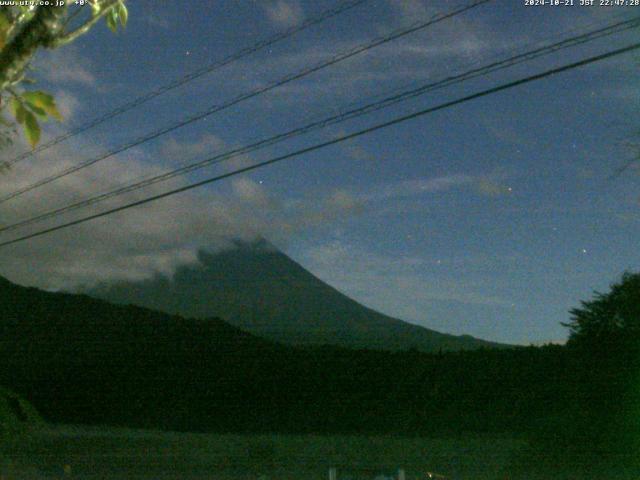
[
  {"x1": 0, "y1": 274, "x2": 577, "y2": 438},
  {"x1": 87, "y1": 239, "x2": 505, "y2": 351},
  {"x1": 0, "y1": 274, "x2": 286, "y2": 430}
]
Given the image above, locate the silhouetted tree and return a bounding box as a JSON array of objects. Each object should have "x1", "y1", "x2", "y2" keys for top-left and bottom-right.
[
  {"x1": 517, "y1": 272, "x2": 640, "y2": 477},
  {"x1": 564, "y1": 271, "x2": 640, "y2": 352}
]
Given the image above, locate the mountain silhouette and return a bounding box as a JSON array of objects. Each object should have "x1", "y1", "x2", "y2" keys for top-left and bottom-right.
[
  {"x1": 0, "y1": 273, "x2": 516, "y2": 433},
  {"x1": 87, "y1": 239, "x2": 505, "y2": 351},
  {"x1": 0, "y1": 273, "x2": 287, "y2": 430},
  {"x1": 0, "y1": 273, "x2": 578, "y2": 439}
]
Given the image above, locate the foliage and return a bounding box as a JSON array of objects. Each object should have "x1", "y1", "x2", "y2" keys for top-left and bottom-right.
[
  {"x1": 0, "y1": 386, "x2": 42, "y2": 440},
  {"x1": 516, "y1": 272, "x2": 640, "y2": 477},
  {"x1": 8, "y1": 91, "x2": 62, "y2": 148},
  {"x1": 564, "y1": 271, "x2": 640, "y2": 350},
  {"x1": 0, "y1": 1, "x2": 128, "y2": 150}
]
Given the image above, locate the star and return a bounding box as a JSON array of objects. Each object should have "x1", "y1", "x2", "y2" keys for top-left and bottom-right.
[{"x1": 581, "y1": 248, "x2": 587, "y2": 254}]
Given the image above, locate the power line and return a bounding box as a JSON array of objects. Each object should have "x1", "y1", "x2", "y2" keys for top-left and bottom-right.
[
  {"x1": 1, "y1": 41, "x2": 637, "y2": 249},
  {"x1": 0, "y1": 0, "x2": 491, "y2": 205},
  {"x1": 3, "y1": 0, "x2": 371, "y2": 167},
  {"x1": 1, "y1": 15, "x2": 637, "y2": 235}
]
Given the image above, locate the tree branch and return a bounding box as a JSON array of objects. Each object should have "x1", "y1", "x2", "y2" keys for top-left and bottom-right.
[
  {"x1": 5, "y1": 6, "x2": 37, "y2": 41},
  {"x1": 0, "y1": 6, "x2": 66, "y2": 91},
  {"x1": 52, "y1": 0, "x2": 120, "y2": 47},
  {"x1": 62, "y1": 5, "x2": 86, "y2": 29}
]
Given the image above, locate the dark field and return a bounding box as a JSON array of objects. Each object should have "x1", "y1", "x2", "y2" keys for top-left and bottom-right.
[{"x1": 2, "y1": 425, "x2": 525, "y2": 480}]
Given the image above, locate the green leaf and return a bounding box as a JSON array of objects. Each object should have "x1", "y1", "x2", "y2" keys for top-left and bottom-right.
[
  {"x1": 118, "y1": 2, "x2": 128, "y2": 27},
  {"x1": 27, "y1": 104, "x2": 48, "y2": 120},
  {"x1": 47, "y1": 100, "x2": 63, "y2": 121},
  {"x1": 22, "y1": 91, "x2": 51, "y2": 108},
  {"x1": 9, "y1": 98, "x2": 20, "y2": 119},
  {"x1": 23, "y1": 111, "x2": 40, "y2": 148},
  {"x1": 10, "y1": 98, "x2": 26, "y2": 124},
  {"x1": 22, "y1": 91, "x2": 63, "y2": 121},
  {"x1": 90, "y1": 1, "x2": 101, "y2": 15},
  {"x1": 0, "y1": 10, "x2": 10, "y2": 49},
  {"x1": 106, "y1": 8, "x2": 119, "y2": 33}
]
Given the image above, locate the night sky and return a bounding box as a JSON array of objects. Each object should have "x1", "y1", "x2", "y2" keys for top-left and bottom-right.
[{"x1": 0, "y1": 0, "x2": 638, "y2": 344}]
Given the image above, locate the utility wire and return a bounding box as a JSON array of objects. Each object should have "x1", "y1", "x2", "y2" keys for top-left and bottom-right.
[
  {"x1": 3, "y1": 0, "x2": 371, "y2": 167},
  {"x1": 0, "y1": 0, "x2": 491, "y2": 205},
  {"x1": 1, "y1": 41, "x2": 637, "y2": 248},
  {"x1": 1, "y1": 15, "x2": 637, "y2": 235}
]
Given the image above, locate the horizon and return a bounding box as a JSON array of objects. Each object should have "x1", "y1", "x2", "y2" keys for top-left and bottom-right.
[{"x1": 0, "y1": 237, "x2": 571, "y2": 347}]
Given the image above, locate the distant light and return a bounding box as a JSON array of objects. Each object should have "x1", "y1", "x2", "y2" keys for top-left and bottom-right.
[{"x1": 581, "y1": 248, "x2": 587, "y2": 254}]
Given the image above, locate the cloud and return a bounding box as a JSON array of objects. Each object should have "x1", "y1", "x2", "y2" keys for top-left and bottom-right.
[
  {"x1": 0, "y1": 132, "x2": 233, "y2": 287},
  {"x1": 326, "y1": 173, "x2": 511, "y2": 205},
  {"x1": 35, "y1": 47, "x2": 96, "y2": 87},
  {"x1": 0, "y1": 94, "x2": 508, "y2": 293},
  {"x1": 0, "y1": 132, "x2": 364, "y2": 289},
  {"x1": 300, "y1": 239, "x2": 515, "y2": 310},
  {"x1": 158, "y1": 135, "x2": 256, "y2": 172},
  {"x1": 52, "y1": 90, "x2": 81, "y2": 121},
  {"x1": 474, "y1": 178, "x2": 513, "y2": 197},
  {"x1": 159, "y1": 134, "x2": 226, "y2": 162},
  {"x1": 362, "y1": 174, "x2": 476, "y2": 201},
  {"x1": 232, "y1": 177, "x2": 276, "y2": 209},
  {"x1": 263, "y1": 0, "x2": 304, "y2": 28},
  {"x1": 145, "y1": 12, "x2": 170, "y2": 29},
  {"x1": 388, "y1": 0, "x2": 429, "y2": 24},
  {"x1": 243, "y1": 16, "x2": 506, "y2": 109},
  {"x1": 293, "y1": 238, "x2": 534, "y2": 341},
  {"x1": 0, "y1": 158, "x2": 476, "y2": 288}
]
